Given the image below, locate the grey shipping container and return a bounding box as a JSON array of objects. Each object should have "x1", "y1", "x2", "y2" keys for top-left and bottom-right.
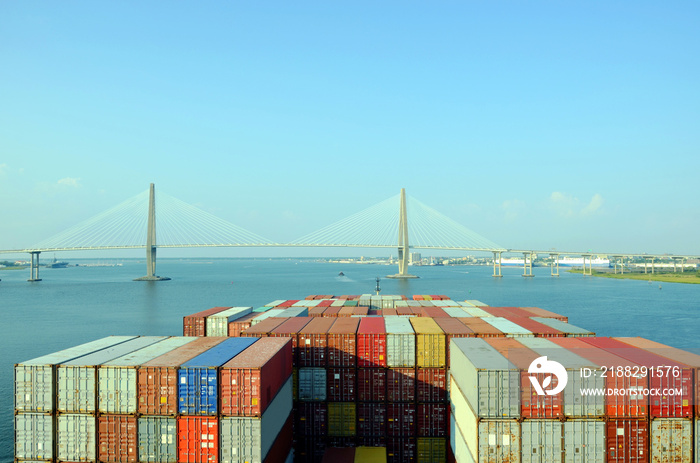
[
  {"x1": 564, "y1": 420, "x2": 605, "y2": 463},
  {"x1": 449, "y1": 338, "x2": 520, "y2": 418},
  {"x1": 278, "y1": 307, "x2": 309, "y2": 317},
  {"x1": 57, "y1": 336, "x2": 167, "y2": 413},
  {"x1": 298, "y1": 367, "x2": 326, "y2": 401},
  {"x1": 385, "y1": 316, "x2": 416, "y2": 367},
  {"x1": 651, "y1": 418, "x2": 692, "y2": 462},
  {"x1": 450, "y1": 375, "x2": 520, "y2": 462},
  {"x1": 482, "y1": 316, "x2": 534, "y2": 337},
  {"x1": 461, "y1": 307, "x2": 492, "y2": 318},
  {"x1": 518, "y1": 337, "x2": 605, "y2": 417},
  {"x1": 138, "y1": 415, "x2": 177, "y2": 463},
  {"x1": 521, "y1": 420, "x2": 564, "y2": 463},
  {"x1": 264, "y1": 300, "x2": 286, "y2": 307},
  {"x1": 220, "y1": 377, "x2": 293, "y2": 463},
  {"x1": 206, "y1": 307, "x2": 253, "y2": 336},
  {"x1": 530, "y1": 317, "x2": 594, "y2": 337},
  {"x1": 442, "y1": 307, "x2": 468, "y2": 318},
  {"x1": 98, "y1": 337, "x2": 196, "y2": 414},
  {"x1": 15, "y1": 336, "x2": 137, "y2": 412},
  {"x1": 15, "y1": 412, "x2": 53, "y2": 461},
  {"x1": 57, "y1": 413, "x2": 96, "y2": 462}
]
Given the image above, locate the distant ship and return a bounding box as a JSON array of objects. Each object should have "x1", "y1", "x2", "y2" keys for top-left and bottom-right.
[
  {"x1": 497, "y1": 257, "x2": 537, "y2": 267},
  {"x1": 46, "y1": 257, "x2": 69, "y2": 268},
  {"x1": 556, "y1": 256, "x2": 610, "y2": 267}
]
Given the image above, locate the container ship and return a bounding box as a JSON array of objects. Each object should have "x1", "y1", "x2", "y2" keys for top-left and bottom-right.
[{"x1": 14, "y1": 293, "x2": 700, "y2": 462}]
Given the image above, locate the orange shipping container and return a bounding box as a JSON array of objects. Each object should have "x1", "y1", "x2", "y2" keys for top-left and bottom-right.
[
  {"x1": 227, "y1": 312, "x2": 259, "y2": 337},
  {"x1": 177, "y1": 416, "x2": 218, "y2": 463}
]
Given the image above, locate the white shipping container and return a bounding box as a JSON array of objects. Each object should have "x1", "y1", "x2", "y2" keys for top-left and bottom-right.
[
  {"x1": 521, "y1": 420, "x2": 563, "y2": 463},
  {"x1": 15, "y1": 412, "x2": 53, "y2": 461},
  {"x1": 98, "y1": 337, "x2": 196, "y2": 414},
  {"x1": 250, "y1": 309, "x2": 284, "y2": 325},
  {"x1": 461, "y1": 307, "x2": 492, "y2": 318},
  {"x1": 385, "y1": 316, "x2": 416, "y2": 367},
  {"x1": 57, "y1": 337, "x2": 166, "y2": 413},
  {"x1": 220, "y1": 377, "x2": 293, "y2": 463},
  {"x1": 651, "y1": 418, "x2": 693, "y2": 462},
  {"x1": 206, "y1": 307, "x2": 253, "y2": 336},
  {"x1": 450, "y1": 338, "x2": 520, "y2": 418},
  {"x1": 15, "y1": 336, "x2": 137, "y2": 412},
  {"x1": 449, "y1": 412, "x2": 475, "y2": 463},
  {"x1": 482, "y1": 317, "x2": 534, "y2": 337},
  {"x1": 278, "y1": 307, "x2": 308, "y2": 317},
  {"x1": 465, "y1": 300, "x2": 488, "y2": 306},
  {"x1": 442, "y1": 307, "x2": 469, "y2": 318},
  {"x1": 57, "y1": 413, "x2": 96, "y2": 462},
  {"x1": 331, "y1": 300, "x2": 345, "y2": 307},
  {"x1": 264, "y1": 300, "x2": 286, "y2": 307},
  {"x1": 564, "y1": 420, "x2": 605, "y2": 463},
  {"x1": 138, "y1": 415, "x2": 177, "y2": 463},
  {"x1": 530, "y1": 317, "x2": 594, "y2": 337}
]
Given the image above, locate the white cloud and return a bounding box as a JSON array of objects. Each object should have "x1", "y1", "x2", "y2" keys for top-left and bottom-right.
[
  {"x1": 57, "y1": 177, "x2": 81, "y2": 188},
  {"x1": 501, "y1": 199, "x2": 526, "y2": 221},
  {"x1": 549, "y1": 191, "x2": 603, "y2": 217}
]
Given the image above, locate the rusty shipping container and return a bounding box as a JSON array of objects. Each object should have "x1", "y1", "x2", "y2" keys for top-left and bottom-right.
[
  {"x1": 183, "y1": 306, "x2": 232, "y2": 337},
  {"x1": 138, "y1": 337, "x2": 226, "y2": 415},
  {"x1": 650, "y1": 418, "x2": 693, "y2": 462},
  {"x1": 298, "y1": 318, "x2": 335, "y2": 368},
  {"x1": 268, "y1": 316, "x2": 312, "y2": 358},
  {"x1": 606, "y1": 419, "x2": 649, "y2": 463},
  {"x1": 327, "y1": 318, "x2": 359, "y2": 368},
  {"x1": 240, "y1": 317, "x2": 287, "y2": 336},
  {"x1": 227, "y1": 312, "x2": 259, "y2": 337},
  {"x1": 98, "y1": 414, "x2": 138, "y2": 463},
  {"x1": 220, "y1": 337, "x2": 293, "y2": 416}
]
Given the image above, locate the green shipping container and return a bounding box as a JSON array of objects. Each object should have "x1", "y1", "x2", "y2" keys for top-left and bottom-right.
[
  {"x1": 416, "y1": 437, "x2": 446, "y2": 463},
  {"x1": 328, "y1": 403, "x2": 356, "y2": 437}
]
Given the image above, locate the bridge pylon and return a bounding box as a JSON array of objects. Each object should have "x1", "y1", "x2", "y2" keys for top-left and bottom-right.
[
  {"x1": 387, "y1": 188, "x2": 418, "y2": 279},
  {"x1": 134, "y1": 183, "x2": 171, "y2": 281}
]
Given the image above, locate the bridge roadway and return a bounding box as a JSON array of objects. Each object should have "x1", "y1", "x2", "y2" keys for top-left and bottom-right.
[{"x1": 1, "y1": 244, "x2": 698, "y2": 282}]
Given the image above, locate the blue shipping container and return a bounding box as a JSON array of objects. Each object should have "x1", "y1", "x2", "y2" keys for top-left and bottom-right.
[{"x1": 178, "y1": 337, "x2": 258, "y2": 415}]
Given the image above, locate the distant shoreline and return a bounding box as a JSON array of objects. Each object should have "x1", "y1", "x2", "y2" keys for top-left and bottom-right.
[{"x1": 568, "y1": 269, "x2": 700, "y2": 284}]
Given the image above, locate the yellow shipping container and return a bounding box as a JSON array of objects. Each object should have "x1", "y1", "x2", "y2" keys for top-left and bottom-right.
[
  {"x1": 417, "y1": 437, "x2": 446, "y2": 463},
  {"x1": 354, "y1": 446, "x2": 387, "y2": 463},
  {"x1": 328, "y1": 402, "x2": 356, "y2": 437},
  {"x1": 410, "y1": 318, "x2": 446, "y2": 368}
]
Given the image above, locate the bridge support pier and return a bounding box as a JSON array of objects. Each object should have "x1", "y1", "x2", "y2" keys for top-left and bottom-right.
[
  {"x1": 28, "y1": 251, "x2": 42, "y2": 282},
  {"x1": 522, "y1": 252, "x2": 534, "y2": 277},
  {"x1": 135, "y1": 183, "x2": 170, "y2": 281},
  {"x1": 550, "y1": 253, "x2": 559, "y2": 277},
  {"x1": 387, "y1": 188, "x2": 418, "y2": 279},
  {"x1": 492, "y1": 251, "x2": 502, "y2": 277}
]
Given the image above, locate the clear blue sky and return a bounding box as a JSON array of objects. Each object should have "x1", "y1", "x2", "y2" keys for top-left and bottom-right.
[{"x1": 1, "y1": 2, "x2": 698, "y2": 257}]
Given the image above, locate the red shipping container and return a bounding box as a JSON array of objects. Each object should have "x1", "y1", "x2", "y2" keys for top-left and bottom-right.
[
  {"x1": 357, "y1": 317, "x2": 387, "y2": 368},
  {"x1": 220, "y1": 337, "x2": 293, "y2": 416},
  {"x1": 486, "y1": 338, "x2": 563, "y2": 418},
  {"x1": 417, "y1": 403, "x2": 447, "y2": 437},
  {"x1": 321, "y1": 447, "x2": 355, "y2": 463},
  {"x1": 551, "y1": 337, "x2": 649, "y2": 417},
  {"x1": 410, "y1": 307, "x2": 423, "y2": 316},
  {"x1": 269, "y1": 317, "x2": 312, "y2": 353},
  {"x1": 298, "y1": 318, "x2": 335, "y2": 368},
  {"x1": 387, "y1": 437, "x2": 417, "y2": 463},
  {"x1": 581, "y1": 337, "x2": 694, "y2": 418},
  {"x1": 278, "y1": 300, "x2": 299, "y2": 307},
  {"x1": 396, "y1": 307, "x2": 413, "y2": 316},
  {"x1": 416, "y1": 368, "x2": 446, "y2": 403},
  {"x1": 386, "y1": 403, "x2": 416, "y2": 437},
  {"x1": 327, "y1": 318, "x2": 359, "y2": 368},
  {"x1": 327, "y1": 368, "x2": 357, "y2": 402},
  {"x1": 413, "y1": 295, "x2": 424, "y2": 301},
  {"x1": 481, "y1": 306, "x2": 532, "y2": 318},
  {"x1": 433, "y1": 318, "x2": 474, "y2": 367},
  {"x1": 420, "y1": 307, "x2": 449, "y2": 318},
  {"x1": 606, "y1": 419, "x2": 649, "y2": 463},
  {"x1": 382, "y1": 308, "x2": 399, "y2": 316},
  {"x1": 138, "y1": 337, "x2": 227, "y2": 415},
  {"x1": 324, "y1": 307, "x2": 341, "y2": 317},
  {"x1": 358, "y1": 403, "x2": 387, "y2": 437},
  {"x1": 318, "y1": 300, "x2": 335, "y2": 307},
  {"x1": 98, "y1": 415, "x2": 137, "y2": 463},
  {"x1": 338, "y1": 307, "x2": 354, "y2": 317},
  {"x1": 295, "y1": 402, "x2": 327, "y2": 437},
  {"x1": 357, "y1": 368, "x2": 387, "y2": 402},
  {"x1": 457, "y1": 317, "x2": 505, "y2": 337},
  {"x1": 387, "y1": 368, "x2": 416, "y2": 402},
  {"x1": 183, "y1": 306, "x2": 232, "y2": 336},
  {"x1": 521, "y1": 306, "x2": 568, "y2": 322},
  {"x1": 177, "y1": 416, "x2": 218, "y2": 463},
  {"x1": 264, "y1": 413, "x2": 293, "y2": 463},
  {"x1": 227, "y1": 312, "x2": 259, "y2": 337}
]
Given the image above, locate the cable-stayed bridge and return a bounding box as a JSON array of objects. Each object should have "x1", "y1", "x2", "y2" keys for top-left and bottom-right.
[{"x1": 1, "y1": 184, "x2": 697, "y2": 281}]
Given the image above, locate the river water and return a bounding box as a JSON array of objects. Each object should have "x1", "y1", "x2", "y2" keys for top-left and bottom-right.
[{"x1": 2, "y1": 258, "x2": 699, "y2": 460}]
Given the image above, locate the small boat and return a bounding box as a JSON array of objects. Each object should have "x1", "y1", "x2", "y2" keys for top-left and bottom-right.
[{"x1": 338, "y1": 272, "x2": 345, "y2": 276}]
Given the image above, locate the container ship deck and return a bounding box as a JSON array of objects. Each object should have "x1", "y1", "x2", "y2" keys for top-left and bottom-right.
[{"x1": 14, "y1": 293, "x2": 700, "y2": 462}]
